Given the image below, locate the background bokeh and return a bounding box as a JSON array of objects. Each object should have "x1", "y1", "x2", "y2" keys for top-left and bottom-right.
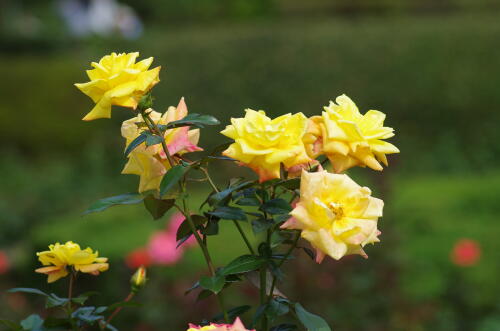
[{"x1": 1, "y1": 0, "x2": 500, "y2": 330}]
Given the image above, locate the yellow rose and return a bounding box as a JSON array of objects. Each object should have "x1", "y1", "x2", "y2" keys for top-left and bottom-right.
[
  {"x1": 121, "y1": 98, "x2": 202, "y2": 193},
  {"x1": 281, "y1": 169, "x2": 383, "y2": 262},
  {"x1": 308, "y1": 94, "x2": 399, "y2": 173},
  {"x1": 187, "y1": 318, "x2": 254, "y2": 331},
  {"x1": 35, "y1": 241, "x2": 109, "y2": 283},
  {"x1": 75, "y1": 52, "x2": 160, "y2": 121},
  {"x1": 220, "y1": 109, "x2": 312, "y2": 182}
]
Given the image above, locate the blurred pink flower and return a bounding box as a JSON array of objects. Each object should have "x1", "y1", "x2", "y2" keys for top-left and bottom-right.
[
  {"x1": 125, "y1": 213, "x2": 197, "y2": 268},
  {"x1": 451, "y1": 238, "x2": 481, "y2": 267},
  {"x1": 147, "y1": 212, "x2": 196, "y2": 265},
  {"x1": 0, "y1": 250, "x2": 10, "y2": 274}
]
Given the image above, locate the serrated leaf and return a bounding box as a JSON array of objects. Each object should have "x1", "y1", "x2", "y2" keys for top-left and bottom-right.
[
  {"x1": 159, "y1": 165, "x2": 189, "y2": 197},
  {"x1": 302, "y1": 247, "x2": 316, "y2": 261},
  {"x1": 143, "y1": 196, "x2": 175, "y2": 220},
  {"x1": 208, "y1": 206, "x2": 247, "y2": 221},
  {"x1": 83, "y1": 193, "x2": 144, "y2": 215},
  {"x1": 161, "y1": 113, "x2": 220, "y2": 129},
  {"x1": 7, "y1": 288, "x2": 47, "y2": 297},
  {"x1": 260, "y1": 199, "x2": 292, "y2": 215},
  {"x1": 199, "y1": 275, "x2": 225, "y2": 294},
  {"x1": 294, "y1": 303, "x2": 331, "y2": 331},
  {"x1": 124, "y1": 133, "x2": 147, "y2": 157},
  {"x1": 220, "y1": 255, "x2": 266, "y2": 276}
]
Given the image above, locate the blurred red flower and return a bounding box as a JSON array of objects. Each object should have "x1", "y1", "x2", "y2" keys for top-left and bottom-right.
[
  {"x1": 0, "y1": 250, "x2": 10, "y2": 274},
  {"x1": 125, "y1": 248, "x2": 152, "y2": 269},
  {"x1": 451, "y1": 238, "x2": 481, "y2": 267}
]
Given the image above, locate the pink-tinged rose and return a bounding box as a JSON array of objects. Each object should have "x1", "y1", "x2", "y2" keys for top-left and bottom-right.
[
  {"x1": 451, "y1": 239, "x2": 481, "y2": 267},
  {"x1": 187, "y1": 317, "x2": 255, "y2": 331},
  {"x1": 125, "y1": 248, "x2": 152, "y2": 269}
]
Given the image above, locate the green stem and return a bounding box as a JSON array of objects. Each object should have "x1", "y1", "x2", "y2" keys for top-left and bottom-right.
[
  {"x1": 259, "y1": 267, "x2": 268, "y2": 331},
  {"x1": 140, "y1": 109, "x2": 176, "y2": 168},
  {"x1": 266, "y1": 230, "x2": 301, "y2": 307},
  {"x1": 203, "y1": 168, "x2": 256, "y2": 255},
  {"x1": 67, "y1": 272, "x2": 78, "y2": 331},
  {"x1": 140, "y1": 106, "x2": 229, "y2": 322}
]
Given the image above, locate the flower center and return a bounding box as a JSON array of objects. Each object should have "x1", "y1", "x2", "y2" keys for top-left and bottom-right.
[{"x1": 329, "y1": 202, "x2": 344, "y2": 219}]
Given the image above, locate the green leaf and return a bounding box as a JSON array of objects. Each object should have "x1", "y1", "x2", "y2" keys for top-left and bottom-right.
[
  {"x1": 208, "y1": 181, "x2": 253, "y2": 206},
  {"x1": 213, "y1": 305, "x2": 251, "y2": 322},
  {"x1": 7, "y1": 288, "x2": 47, "y2": 297},
  {"x1": 252, "y1": 218, "x2": 273, "y2": 234},
  {"x1": 124, "y1": 133, "x2": 147, "y2": 157},
  {"x1": 159, "y1": 165, "x2": 189, "y2": 197},
  {"x1": 176, "y1": 215, "x2": 207, "y2": 241},
  {"x1": 277, "y1": 178, "x2": 301, "y2": 190},
  {"x1": 266, "y1": 297, "x2": 290, "y2": 322},
  {"x1": 294, "y1": 303, "x2": 331, "y2": 331},
  {"x1": 20, "y1": 315, "x2": 44, "y2": 331},
  {"x1": 196, "y1": 289, "x2": 213, "y2": 302},
  {"x1": 143, "y1": 195, "x2": 175, "y2": 220},
  {"x1": 260, "y1": 199, "x2": 292, "y2": 215},
  {"x1": 199, "y1": 275, "x2": 225, "y2": 294},
  {"x1": 208, "y1": 206, "x2": 247, "y2": 221},
  {"x1": 45, "y1": 294, "x2": 69, "y2": 308},
  {"x1": 144, "y1": 132, "x2": 164, "y2": 147},
  {"x1": 83, "y1": 193, "x2": 144, "y2": 215},
  {"x1": 161, "y1": 113, "x2": 220, "y2": 130},
  {"x1": 220, "y1": 255, "x2": 266, "y2": 276},
  {"x1": 236, "y1": 197, "x2": 260, "y2": 206}
]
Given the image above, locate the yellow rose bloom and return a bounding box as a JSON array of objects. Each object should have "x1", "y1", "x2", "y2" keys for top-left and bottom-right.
[
  {"x1": 121, "y1": 98, "x2": 202, "y2": 193},
  {"x1": 187, "y1": 318, "x2": 254, "y2": 331},
  {"x1": 75, "y1": 52, "x2": 160, "y2": 121},
  {"x1": 281, "y1": 169, "x2": 383, "y2": 262},
  {"x1": 220, "y1": 109, "x2": 312, "y2": 182},
  {"x1": 35, "y1": 241, "x2": 108, "y2": 283},
  {"x1": 310, "y1": 94, "x2": 399, "y2": 173}
]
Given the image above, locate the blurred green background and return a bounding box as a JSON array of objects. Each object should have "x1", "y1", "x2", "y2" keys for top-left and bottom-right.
[{"x1": 1, "y1": 0, "x2": 500, "y2": 330}]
